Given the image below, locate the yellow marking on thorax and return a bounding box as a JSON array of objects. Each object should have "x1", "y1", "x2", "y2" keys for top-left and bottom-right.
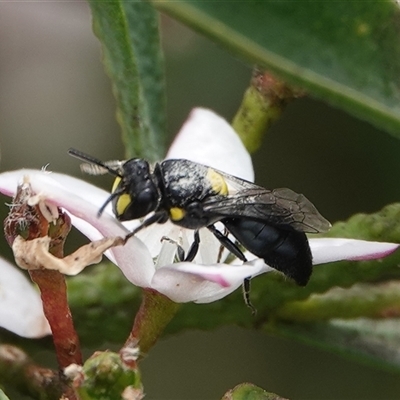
[
  {"x1": 207, "y1": 169, "x2": 228, "y2": 195},
  {"x1": 170, "y1": 207, "x2": 186, "y2": 221}
]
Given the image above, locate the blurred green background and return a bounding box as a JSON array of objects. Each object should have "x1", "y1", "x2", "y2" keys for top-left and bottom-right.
[{"x1": 1, "y1": 2, "x2": 400, "y2": 399}]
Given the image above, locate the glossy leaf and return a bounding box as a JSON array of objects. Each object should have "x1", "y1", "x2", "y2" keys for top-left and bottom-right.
[
  {"x1": 88, "y1": 0, "x2": 166, "y2": 160},
  {"x1": 0, "y1": 389, "x2": 10, "y2": 400},
  {"x1": 274, "y1": 318, "x2": 400, "y2": 371},
  {"x1": 222, "y1": 383, "x2": 287, "y2": 400},
  {"x1": 153, "y1": 1, "x2": 400, "y2": 136},
  {"x1": 275, "y1": 282, "x2": 400, "y2": 322}
]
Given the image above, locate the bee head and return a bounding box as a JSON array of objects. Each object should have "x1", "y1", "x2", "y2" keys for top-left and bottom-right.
[
  {"x1": 68, "y1": 149, "x2": 159, "y2": 221},
  {"x1": 111, "y1": 158, "x2": 159, "y2": 221}
]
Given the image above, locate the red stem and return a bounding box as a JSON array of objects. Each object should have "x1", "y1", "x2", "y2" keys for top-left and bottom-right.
[{"x1": 29, "y1": 269, "x2": 82, "y2": 369}]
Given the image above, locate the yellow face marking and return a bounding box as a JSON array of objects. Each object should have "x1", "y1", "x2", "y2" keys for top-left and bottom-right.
[
  {"x1": 207, "y1": 169, "x2": 228, "y2": 196},
  {"x1": 112, "y1": 177, "x2": 131, "y2": 217},
  {"x1": 169, "y1": 207, "x2": 186, "y2": 221},
  {"x1": 112, "y1": 177, "x2": 122, "y2": 193},
  {"x1": 115, "y1": 194, "x2": 132, "y2": 217}
]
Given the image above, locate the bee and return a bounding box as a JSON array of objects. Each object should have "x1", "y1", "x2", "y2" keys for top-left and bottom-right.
[{"x1": 68, "y1": 149, "x2": 331, "y2": 310}]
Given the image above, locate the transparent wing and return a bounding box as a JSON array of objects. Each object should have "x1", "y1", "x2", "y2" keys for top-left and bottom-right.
[
  {"x1": 203, "y1": 187, "x2": 331, "y2": 233},
  {"x1": 79, "y1": 160, "x2": 125, "y2": 176}
]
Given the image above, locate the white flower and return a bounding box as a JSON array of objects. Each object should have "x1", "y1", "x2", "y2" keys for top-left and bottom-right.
[
  {"x1": 0, "y1": 256, "x2": 51, "y2": 337},
  {"x1": 0, "y1": 108, "x2": 398, "y2": 336}
]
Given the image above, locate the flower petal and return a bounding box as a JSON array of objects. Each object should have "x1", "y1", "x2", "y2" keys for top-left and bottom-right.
[
  {"x1": 139, "y1": 221, "x2": 223, "y2": 265},
  {"x1": 136, "y1": 221, "x2": 180, "y2": 259},
  {"x1": 0, "y1": 170, "x2": 155, "y2": 287},
  {"x1": 151, "y1": 258, "x2": 267, "y2": 303},
  {"x1": 310, "y1": 238, "x2": 399, "y2": 264},
  {"x1": 166, "y1": 108, "x2": 254, "y2": 181},
  {"x1": 0, "y1": 257, "x2": 50, "y2": 338}
]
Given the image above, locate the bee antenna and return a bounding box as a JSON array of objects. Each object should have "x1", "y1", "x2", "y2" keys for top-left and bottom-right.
[
  {"x1": 68, "y1": 148, "x2": 123, "y2": 178},
  {"x1": 97, "y1": 188, "x2": 125, "y2": 217}
]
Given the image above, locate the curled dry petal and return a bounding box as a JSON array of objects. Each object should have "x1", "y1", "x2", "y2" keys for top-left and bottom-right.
[
  {"x1": 0, "y1": 170, "x2": 155, "y2": 287},
  {"x1": 13, "y1": 235, "x2": 124, "y2": 275}
]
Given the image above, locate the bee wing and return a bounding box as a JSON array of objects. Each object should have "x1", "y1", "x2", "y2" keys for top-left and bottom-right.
[
  {"x1": 214, "y1": 168, "x2": 263, "y2": 192},
  {"x1": 203, "y1": 187, "x2": 331, "y2": 234},
  {"x1": 80, "y1": 160, "x2": 126, "y2": 176}
]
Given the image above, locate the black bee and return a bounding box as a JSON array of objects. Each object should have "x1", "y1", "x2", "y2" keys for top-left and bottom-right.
[{"x1": 68, "y1": 149, "x2": 330, "y2": 309}]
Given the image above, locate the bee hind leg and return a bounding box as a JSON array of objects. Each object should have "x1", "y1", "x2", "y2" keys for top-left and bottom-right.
[
  {"x1": 184, "y1": 230, "x2": 201, "y2": 261},
  {"x1": 207, "y1": 225, "x2": 256, "y2": 314},
  {"x1": 243, "y1": 278, "x2": 256, "y2": 315}
]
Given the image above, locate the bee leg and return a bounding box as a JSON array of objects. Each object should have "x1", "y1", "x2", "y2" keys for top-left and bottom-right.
[
  {"x1": 184, "y1": 230, "x2": 200, "y2": 262},
  {"x1": 217, "y1": 227, "x2": 229, "y2": 263},
  {"x1": 207, "y1": 225, "x2": 246, "y2": 261},
  {"x1": 207, "y1": 225, "x2": 256, "y2": 314},
  {"x1": 161, "y1": 230, "x2": 200, "y2": 262},
  {"x1": 124, "y1": 211, "x2": 168, "y2": 243},
  {"x1": 243, "y1": 278, "x2": 256, "y2": 315}
]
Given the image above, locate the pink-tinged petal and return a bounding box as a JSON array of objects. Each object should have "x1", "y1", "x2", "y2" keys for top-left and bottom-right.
[
  {"x1": 310, "y1": 238, "x2": 399, "y2": 265},
  {"x1": 0, "y1": 170, "x2": 155, "y2": 287},
  {"x1": 166, "y1": 108, "x2": 254, "y2": 182},
  {"x1": 151, "y1": 259, "x2": 267, "y2": 303},
  {"x1": 0, "y1": 257, "x2": 51, "y2": 338}
]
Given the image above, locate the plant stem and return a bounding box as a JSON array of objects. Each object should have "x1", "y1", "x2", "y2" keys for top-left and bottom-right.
[{"x1": 124, "y1": 289, "x2": 180, "y2": 357}]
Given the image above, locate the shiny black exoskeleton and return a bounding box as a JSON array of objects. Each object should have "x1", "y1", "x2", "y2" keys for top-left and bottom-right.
[
  {"x1": 222, "y1": 218, "x2": 312, "y2": 286},
  {"x1": 68, "y1": 148, "x2": 330, "y2": 309}
]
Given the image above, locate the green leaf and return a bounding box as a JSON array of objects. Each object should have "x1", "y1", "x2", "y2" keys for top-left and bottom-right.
[
  {"x1": 153, "y1": 1, "x2": 400, "y2": 136},
  {"x1": 88, "y1": 0, "x2": 166, "y2": 161},
  {"x1": 0, "y1": 389, "x2": 10, "y2": 400},
  {"x1": 273, "y1": 318, "x2": 400, "y2": 372},
  {"x1": 275, "y1": 282, "x2": 400, "y2": 322},
  {"x1": 222, "y1": 383, "x2": 287, "y2": 400},
  {"x1": 329, "y1": 319, "x2": 400, "y2": 369}
]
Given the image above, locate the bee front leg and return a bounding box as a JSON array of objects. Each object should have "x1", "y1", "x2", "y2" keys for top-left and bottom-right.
[
  {"x1": 124, "y1": 211, "x2": 167, "y2": 243},
  {"x1": 161, "y1": 230, "x2": 200, "y2": 262}
]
